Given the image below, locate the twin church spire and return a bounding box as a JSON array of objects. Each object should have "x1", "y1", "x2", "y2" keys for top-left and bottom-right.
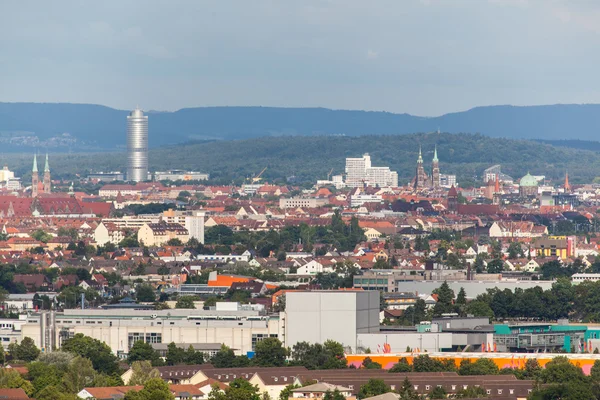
[
  {"x1": 413, "y1": 145, "x2": 440, "y2": 190},
  {"x1": 31, "y1": 153, "x2": 51, "y2": 197}
]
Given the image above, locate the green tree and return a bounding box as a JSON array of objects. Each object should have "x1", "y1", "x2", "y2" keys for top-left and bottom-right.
[
  {"x1": 124, "y1": 378, "x2": 175, "y2": 400},
  {"x1": 211, "y1": 345, "x2": 237, "y2": 368},
  {"x1": 135, "y1": 285, "x2": 156, "y2": 302},
  {"x1": 166, "y1": 238, "x2": 183, "y2": 246},
  {"x1": 400, "y1": 299, "x2": 428, "y2": 325},
  {"x1": 522, "y1": 359, "x2": 542, "y2": 380},
  {"x1": 398, "y1": 377, "x2": 420, "y2": 400},
  {"x1": 591, "y1": 360, "x2": 600, "y2": 382},
  {"x1": 36, "y1": 386, "x2": 79, "y2": 400},
  {"x1": 278, "y1": 384, "x2": 300, "y2": 400},
  {"x1": 128, "y1": 361, "x2": 160, "y2": 386},
  {"x1": 175, "y1": 295, "x2": 196, "y2": 309},
  {"x1": 27, "y1": 361, "x2": 63, "y2": 396},
  {"x1": 412, "y1": 355, "x2": 449, "y2": 372},
  {"x1": 61, "y1": 356, "x2": 97, "y2": 393},
  {"x1": 127, "y1": 341, "x2": 160, "y2": 365},
  {"x1": 185, "y1": 345, "x2": 205, "y2": 365},
  {"x1": 323, "y1": 389, "x2": 346, "y2": 400},
  {"x1": 208, "y1": 378, "x2": 261, "y2": 400},
  {"x1": 508, "y1": 241, "x2": 522, "y2": 259},
  {"x1": 456, "y1": 287, "x2": 467, "y2": 306},
  {"x1": 361, "y1": 357, "x2": 382, "y2": 370},
  {"x1": 165, "y1": 342, "x2": 186, "y2": 366},
  {"x1": 458, "y1": 358, "x2": 499, "y2": 375},
  {"x1": 61, "y1": 334, "x2": 119, "y2": 375},
  {"x1": 486, "y1": 258, "x2": 504, "y2": 274},
  {"x1": 357, "y1": 378, "x2": 391, "y2": 399},
  {"x1": 373, "y1": 259, "x2": 392, "y2": 269},
  {"x1": 465, "y1": 300, "x2": 494, "y2": 319},
  {"x1": 429, "y1": 385, "x2": 447, "y2": 399},
  {"x1": 538, "y1": 356, "x2": 588, "y2": 385},
  {"x1": 0, "y1": 369, "x2": 34, "y2": 396},
  {"x1": 456, "y1": 386, "x2": 487, "y2": 398},
  {"x1": 31, "y1": 229, "x2": 52, "y2": 243},
  {"x1": 254, "y1": 338, "x2": 287, "y2": 367},
  {"x1": 8, "y1": 337, "x2": 40, "y2": 362},
  {"x1": 289, "y1": 340, "x2": 346, "y2": 370},
  {"x1": 389, "y1": 357, "x2": 412, "y2": 373},
  {"x1": 432, "y1": 281, "x2": 455, "y2": 316}
]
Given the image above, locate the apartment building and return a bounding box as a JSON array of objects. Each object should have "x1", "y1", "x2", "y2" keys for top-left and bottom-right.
[{"x1": 137, "y1": 222, "x2": 189, "y2": 246}]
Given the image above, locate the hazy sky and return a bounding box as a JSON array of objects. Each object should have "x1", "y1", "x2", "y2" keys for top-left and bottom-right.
[{"x1": 2, "y1": 0, "x2": 600, "y2": 115}]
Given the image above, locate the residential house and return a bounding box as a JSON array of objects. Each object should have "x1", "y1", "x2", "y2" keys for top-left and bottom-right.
[
  {"x1": 94, "y1": 222, "x2": 126, "y2": 246},
  {"x1": 13, "y1": 275, "x2": 52, "y2": 292},
  {"x1": 290, "y1": 382, "x2": 355, "y2": 399}
]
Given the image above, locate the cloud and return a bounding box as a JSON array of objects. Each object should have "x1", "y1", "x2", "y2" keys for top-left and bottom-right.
[
  {"x1": 488, "y1": 0, "x2": 529, "y2": 7},
  {"x1": 366, "y1": 49, "x2": 379, "y2": 60},
  {"x1": 550, "y1": 4, "x2": 600, "y2": 34}
]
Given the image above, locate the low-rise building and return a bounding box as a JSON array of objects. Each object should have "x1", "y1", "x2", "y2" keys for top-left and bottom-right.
[{"x1": 279, "y1": 197, "x2": 329, "y2": 209}]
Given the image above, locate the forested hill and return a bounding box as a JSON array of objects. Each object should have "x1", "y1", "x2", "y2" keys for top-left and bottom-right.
[
  {"x1": 2, "y1": 102, "x2": 600, "y2": 150},
  {"x1": 8, "y1": 133, "x2": 600, "y2": 186}
]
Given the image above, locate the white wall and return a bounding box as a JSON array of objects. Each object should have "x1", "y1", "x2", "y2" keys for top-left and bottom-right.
[{"x1": 356, "y1": 332, "x2": 453, "y2": 354}]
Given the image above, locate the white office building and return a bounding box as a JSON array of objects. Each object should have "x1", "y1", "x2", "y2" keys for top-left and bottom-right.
[
  {"x1": 345, "y1": 154, "x2": 398, "y2": 188},
  {"x1": 440, "y1": 174, "x2": 457, "y2": 188}
]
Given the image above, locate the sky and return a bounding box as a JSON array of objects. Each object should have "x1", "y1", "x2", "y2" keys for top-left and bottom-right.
[{"x1": 1, "y1": 0, "x2": 600, "y2": 116}]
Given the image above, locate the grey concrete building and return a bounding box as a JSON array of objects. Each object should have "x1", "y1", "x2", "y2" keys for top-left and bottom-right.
[
  {"x1": 396, "y1": 280, "x2": 555, "y2": 299},
  {"x1": 285, "y1": 291, "x2": 380, "y2": 352}
]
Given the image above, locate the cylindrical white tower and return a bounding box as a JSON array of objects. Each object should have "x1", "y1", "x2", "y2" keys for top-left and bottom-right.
[{"x1": 127, "y1": 107, "x2": 149, "y2": 182}]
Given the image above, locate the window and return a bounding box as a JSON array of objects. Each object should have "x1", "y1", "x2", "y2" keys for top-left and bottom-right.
[
  {"x1": 128, "y1": 333, "x2": 144, "y2": 349},
  {"x1": 145, "y1": 333, "x2": 162, "y2": 344}
]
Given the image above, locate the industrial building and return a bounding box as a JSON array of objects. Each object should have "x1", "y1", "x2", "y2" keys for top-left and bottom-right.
[
  {"x1": 21, "y1": 303, "x2": 282, "y2": 357},
  {"x1": 154, "y1": 170, "x2": 209, "y2": 181}
]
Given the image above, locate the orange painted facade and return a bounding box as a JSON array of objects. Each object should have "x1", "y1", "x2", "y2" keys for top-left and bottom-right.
[
  {"x1": 207, "y1": 275, "x2": 253, "y2": 287},
  {"x1": 346, "y1": 352, "x2": 600, "y2": 375}
]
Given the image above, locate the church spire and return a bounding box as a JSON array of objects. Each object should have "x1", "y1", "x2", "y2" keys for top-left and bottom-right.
[
  {"x1": 564, "y1": 171, "x2": 571, "y2": 193},
  {"x1": 44, "y1": 153, "x2": 50, "y2": 172},
  {"x1": 433, "y1": 145, "x2": 439, "y2": 162},
  {"x1": 417, "y1": 146, "x2": 423, "y2": 164},
  {"x1": 32, "y1": 154, "x2": 38, "y2": 173}
]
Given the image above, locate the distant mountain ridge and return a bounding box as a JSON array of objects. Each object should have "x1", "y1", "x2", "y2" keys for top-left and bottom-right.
[{"x1": 1, "y1": 102, "x2": 600, "y2": 150}]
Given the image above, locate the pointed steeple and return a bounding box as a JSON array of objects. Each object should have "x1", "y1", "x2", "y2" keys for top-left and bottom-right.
[
  {"x1": 32, "y1": 154, "x2": 38, "y2": 173},
  {"x1": 564, "y1": 171, "x2": 571, "y2": 193},
  {"x1": 417, "y1": 146, "x2": 423, "y2": 164},
  {"x1": 433, "y1": 145, "x2": 439, "y2": 162},
  {"x1": 44, "y1": 153, "x2": 50, "y2": 172}
]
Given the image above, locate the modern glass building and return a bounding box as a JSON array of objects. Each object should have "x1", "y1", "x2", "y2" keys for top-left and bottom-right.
[{"x1": 126, "y1": 107, "x2": 148, "y2": 182}]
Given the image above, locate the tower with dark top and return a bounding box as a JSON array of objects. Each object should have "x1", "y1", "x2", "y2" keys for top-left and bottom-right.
[
  {"x1": 413, "y1": 146, "x2": 430, "y2": 189},
  {"x1": 447, "y1": 185, "x2": 458, "y2": 212}
]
